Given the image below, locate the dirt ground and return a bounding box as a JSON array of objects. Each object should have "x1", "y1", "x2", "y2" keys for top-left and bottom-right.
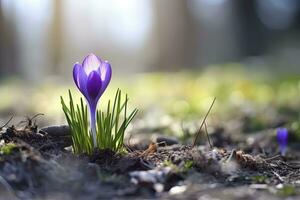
[{"x1": 0, "y1": 112, "x2": 300, "y2": 200}]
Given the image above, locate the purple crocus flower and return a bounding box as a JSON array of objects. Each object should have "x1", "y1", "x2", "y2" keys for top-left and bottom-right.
[
  {"x1": 73, "y1": 53, "x2": 112, "y2": 145},
  {"x1": 276, "y1": 128, "x2": 288, "y2": 156}
]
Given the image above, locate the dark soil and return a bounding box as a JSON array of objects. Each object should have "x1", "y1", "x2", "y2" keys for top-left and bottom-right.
[{"x1": 0, "y1": 118, "x2": 300, "y2": 200}]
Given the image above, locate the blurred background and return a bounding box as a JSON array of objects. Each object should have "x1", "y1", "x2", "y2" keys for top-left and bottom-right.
[
  {"x1": 2, "y1": 0, "x2": 300, "y2": 78},
  {"x1": 0, "y1": 0, "x2": 299, "y2": 135}
]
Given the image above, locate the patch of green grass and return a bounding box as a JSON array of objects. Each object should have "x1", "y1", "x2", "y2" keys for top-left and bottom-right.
[
  {"x1": 163, "y1": 160, "x2": 176, "y2": 168},
  {"x1": 61, "y1": 91, "x2": 93, "y2": 154},
  {"x1": 251, "y1": 175, "x2": 268, "y2": 184},
  {"x1": 163, "y1": 160, "x2": 194, "y2": 174},
  {"x1": 1, "y1": 67, "x2": 299, "y2": 126},
  {"x1": 183, "y1": 160, "x2": 194, "y2": 171},
  {"x1": 0, "y1": 143, "x2": 16, "y2": 155},
  {"x1": 61, "y1": 89, "x2": 138, "y2": 154},
  {"x1": 96, "y1": 89, "x2": 138, "y2": 152},
  {"x1": 278, "y1": 185, "x2": 298, "y2": 197}
]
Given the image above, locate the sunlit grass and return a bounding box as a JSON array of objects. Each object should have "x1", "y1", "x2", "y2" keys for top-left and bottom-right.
[{"x1": 0, "y1": 67, "x2": 299, "y2": 126}]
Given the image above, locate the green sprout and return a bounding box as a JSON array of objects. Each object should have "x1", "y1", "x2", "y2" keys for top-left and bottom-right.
[
  {"x1": 0, "y1": 143, "x2": 17, "y2": 155},
  {"x1": 61, "y1": 89, "x2": 138, "y2": 154},
  {"x1": 278, "y1": 185, "x2": 298, "y2": 197}
]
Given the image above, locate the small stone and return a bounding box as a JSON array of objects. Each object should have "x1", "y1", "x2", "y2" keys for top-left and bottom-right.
[
  {"x1": 152, "y1": 135, "x2": 179, "y2": 146},
  {"x1": 40, "y1": 125, "x2": 70, "y2": 136},
  {"x1": 169, "y1": 185, "x2": 187, "y2": 195}
]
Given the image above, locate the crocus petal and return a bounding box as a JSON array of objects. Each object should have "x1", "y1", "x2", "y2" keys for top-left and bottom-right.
[
  {"x1": 73, "y1": 63, "x2": 88, "y2": 95},
  {"x1": 82, "y1": 53, "x2": 102, "y2": 75},
  {"x1": 277, "y1": 128, "x2": 288, "y2": 156},
  {"x1": 73, "y1": 63, "x2": 81, "y2": 87},
  {"x1": 99, "y1": 61, "x2": 112, "y2": 94},
  {"x1": 86, "y1": 71, "x2": 102, "y2": 100},
  {"x1": 277, "y1": 128, "x2": 288, "y2": 145}
]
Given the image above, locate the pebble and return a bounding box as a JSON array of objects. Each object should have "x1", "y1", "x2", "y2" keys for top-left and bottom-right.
[
  {"x1": 40, "y1": 125, "x2": 70, "y2": 136},
  {"x1": 152, "y1": 134, "x2": 179, "y2": 146}
]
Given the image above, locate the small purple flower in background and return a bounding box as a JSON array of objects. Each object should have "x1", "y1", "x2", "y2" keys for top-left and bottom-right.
[
  {"x1": 73, "y1": 53, "x2": 112, "y2": 145},
  {"x1": 276, "y1": 128, "x2": 288, "y2": 156}
]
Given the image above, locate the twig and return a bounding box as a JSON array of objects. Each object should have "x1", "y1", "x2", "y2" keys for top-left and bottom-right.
[
  {"x1": 192, "y1": 97, "x2": 216, "y2": 147},
  {"x1": 124, "y1": 144, "x2": 134, "y2": 153},
  {"x1": 263, "y1": 154, "x2": 281, "y2": 161},
  {"x1": 282, "y1": 162, "x2": 300, "y2": 169},
  {"x1": 272, "y1": 171, "x2": 284, "y2": 183},
  {"x1": 180, "y1": 121, "x2": 190, "y2": 139},
  {"x1": 18, "y1": 113, "x2": 44, "y2": 126},
  {"x1": 139, "y1": 158, "x2": 155, "y2": 170},
  {"x1": 204, "y1": 122, "x2": 213, "y2": 149},
  {"x1": 0, "y1": 116, "x2": 13, "y2": 129},
  {"x1": 29, "y1": 113, "x2": 44, "y2": 120},
  {"x1": 225, "y1": 149, "x2": 236, "y2": 163},
  {"x1": 124, "y1": 134, "x2": 134, "y2": 152},
  {"x1": 28, "y1": 113, "x2": 44, "y2": 126}
]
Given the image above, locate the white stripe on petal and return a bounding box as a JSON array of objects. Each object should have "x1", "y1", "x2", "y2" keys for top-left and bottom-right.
[{"x1": 82, "y1": 53, "x2": 102, "y2": 75}]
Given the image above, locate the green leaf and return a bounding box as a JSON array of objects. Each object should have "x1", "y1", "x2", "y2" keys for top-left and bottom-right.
[{"x1": 61, "y1": 89, "x2": 137, "y2": 154}]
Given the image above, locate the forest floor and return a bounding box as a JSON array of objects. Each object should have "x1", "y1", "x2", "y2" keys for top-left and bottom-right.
[
  {"x1": 0, "y1": 69, "x2": 300, "y2": 199},
  {"x1": 0, "y1": 108, "x2": 300, "y2": 200}
]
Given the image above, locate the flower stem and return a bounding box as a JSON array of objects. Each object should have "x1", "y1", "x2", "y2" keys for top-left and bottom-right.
[
  {"x1": 89, "y1": 103, "x2": 97, "y2": 147},
  {"x1": 280, "y1": 145, "x2": 287, "y2": 156}
]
